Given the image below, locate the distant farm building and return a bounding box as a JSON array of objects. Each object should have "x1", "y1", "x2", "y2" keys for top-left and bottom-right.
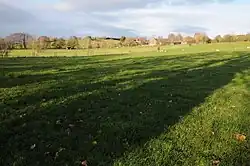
[
  {"x1": 135, "y1": 37, "x2": 148, "y2": 45},
  {"x1": 158, "y1": 38, "x2": 170, "y2": 45},
  {"x1": 149, "y1": 38, "x2": 158, "y2": 46}
]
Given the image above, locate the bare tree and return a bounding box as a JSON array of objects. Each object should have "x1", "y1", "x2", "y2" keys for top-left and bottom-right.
[
  {"x1": 0, "y1": 38, "x2": 11, "y2": 57},
  {"x1": 176, "y1": 33, "x2": 183, "y2": 42},
  {"x1": 86, "y1": 36, "x2": 92, "y2": 56},
  {"x1": 30, "y1": 36, "x2": 42, "y2": 56},
  {"x1": 214, "y1": 35, "x2": 223, "y2": 43},
  {"x1": 120, "y1": 36, "x2": 126, "y2": 46},
  {"x1": 246, "y1": 33, "x2": 250, "y2": 41},
  {"x1": 194, "y1": 33, "x2": 204, "y2": 44},
  {"x1": 5, "y1": 33, "x2": 32, "y2": 49},
  {"x1": 38, "y1": 36, "x2": 50, "y2": 49},
  {"x1": 21, "y1": 33, "x2": 27, "y2": 49},
  {"x1": 67, "y1": 36, "x2": 79, "y2": 49},
  {"x1": 184, "y1": 36, "x2": 195, "y2": 45},
  {"x1": 235, "y1": 35, "x2": 247, "y2": 42},
  {"x1": 222, "y1": 34, "x2": 234, "y2": 42},
  {"x1": 168, "y1": 33, "x2": 176, "y2": 43}
]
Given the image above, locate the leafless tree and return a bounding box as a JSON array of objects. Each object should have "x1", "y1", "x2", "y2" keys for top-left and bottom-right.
[
  {"x1": 21, "y1": 33, "x2": 27, "y2": 49},
  {"x1": 0, "y1": 38, "x2": 11, "y2": 57}
]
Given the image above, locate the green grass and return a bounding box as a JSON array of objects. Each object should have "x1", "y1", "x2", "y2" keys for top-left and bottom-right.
[
  {"x1": 9, "y1": 46, "x2": 158, "y2": 57},
  {"x1": 8, "y1": 42, "x2": 250, "y2": 57},
  {"x1": 0, "y1": 43, "x2": 250, "y2": 165}
]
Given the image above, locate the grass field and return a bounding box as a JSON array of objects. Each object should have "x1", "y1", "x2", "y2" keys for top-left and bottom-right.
[
  {"x1": 1, "y1": 43, "x2": 250, "y2": 165},
  {"x1": 8, "y1": 42, "x2": 250, "y2": 57}
]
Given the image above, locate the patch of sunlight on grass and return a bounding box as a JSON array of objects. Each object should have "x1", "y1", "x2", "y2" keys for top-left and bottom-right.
[
  {"x1": 40, "y1": 90, "x2": 101, "y2": 109},
  {"x1": 116, "y1": 77, "x2": 164, "y2": 91},
  {"x1": 114, "y1": 67, "x2": 250, "y2": 166}
]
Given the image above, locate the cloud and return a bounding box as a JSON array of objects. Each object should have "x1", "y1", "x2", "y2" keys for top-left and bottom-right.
[
  {"x1": 0, "y1": 0, "x2": 250, "y2": 37},
  {"x1": 54, "y1": 0, "x2": 235, "y2": 12},
  {"x1": 0, "y1": 2, "x2": 35, "y2": 25},
  {"x1": 172, "y1": 26, "x2": 209, "y2": 34},
  {"x1": 0, "y1": 2, "x2": 40, "y2": 36},
  {"x1": 54, "y1": 0, "x2": 158, "y2": 12},
  {"x1": 92, "y1": 2, "x2": 250, "y2": 37}
]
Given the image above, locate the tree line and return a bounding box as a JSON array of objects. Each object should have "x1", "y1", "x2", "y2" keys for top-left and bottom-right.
[{"x1": 1, "y1": 32, "x2": 250, "y2": 56}]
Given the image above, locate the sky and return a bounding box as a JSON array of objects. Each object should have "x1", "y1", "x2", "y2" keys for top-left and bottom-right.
[{"x1": 0, "y1": 0, "x2": 250, "y2": 38}]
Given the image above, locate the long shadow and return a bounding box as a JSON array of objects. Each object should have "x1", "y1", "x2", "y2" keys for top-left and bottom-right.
[
  {"x1": 0, "y1": 55, "x2": 180, "y2": 88},
  {"x1": 0, "y1": 56, "x2": 118, "y2": 88},
  {"x1": 0, "y1": 52, "x2": 249, "y2": 165},
  {"x1": 1, "y1": 53, "x2": 231, "y2": 110},
  {"x1": 0, "y1": 52, "x2": 227, "y2": 88}
]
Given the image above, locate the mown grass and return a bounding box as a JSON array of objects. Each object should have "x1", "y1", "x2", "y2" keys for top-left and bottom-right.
[
  {"x1": 0, "y1": 45, "x2": 250, "y2": 165},
  {"x1": 8, "y1": 42, "x2": 250, "y2": 57}
]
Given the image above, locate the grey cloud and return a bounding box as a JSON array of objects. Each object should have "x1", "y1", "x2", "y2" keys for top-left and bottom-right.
[
  {"x1": 168, "y1": 0, "x2": 234, "y2": 5},
  {"x1": 57, "y1": 0, "x2": 160, "y2": 11},
  {"x1": 172, "y1": 25, "x2": 209, "y2": 34},
  {"x1": 0, "y1": 2, "x2": 40, "y2": 36},
  {"x1": 0, "y1": 0, "x2": 246, "y2": 37},
  {"x1": 61, "y1": 15, "x2": 139, "y2": 37},
  {"x1": 83, "y1": 25, "x2": 138, "y2": 37},
  {"x1": 57, "y1": 0, "x2": 236, "y2": 12},
  {"x1": 0, "y1": 1, "x2": 83, "y2": 37},
  {"x1": 0, "y1": 2, "x2": 35, "y2": 25}
]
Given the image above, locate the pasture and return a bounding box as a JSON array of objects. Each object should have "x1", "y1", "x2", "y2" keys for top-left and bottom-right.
[{"x1": 1, "y1": 43, "x2": 250, "y2": 165}]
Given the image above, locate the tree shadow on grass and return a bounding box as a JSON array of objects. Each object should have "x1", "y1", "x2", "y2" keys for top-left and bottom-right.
[
  {"x1": 0, "y1": 52, "x2": 228, "y2": 89},
  {"x1": 0, "y1": 52, "x2": 250, "y2": 165},
  {"x1": 0, "y1": 56, "x2": 123, "y2": 88}
]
